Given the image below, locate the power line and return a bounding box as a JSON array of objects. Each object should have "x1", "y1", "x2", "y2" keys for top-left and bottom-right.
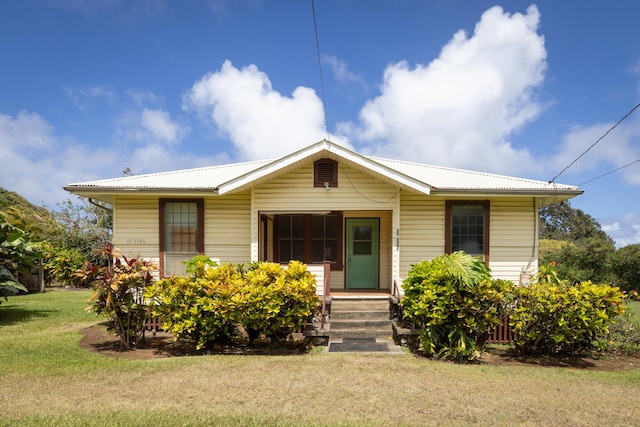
[
  {"x1": 578, "y1": 159, "x2": 640, "y2": 186},
  {"x1": 549, "y1": 102, "x2": 640, "y2": 183},
  {"x1": 311, "y1": 0, "x2": 329, "y2": 140}
]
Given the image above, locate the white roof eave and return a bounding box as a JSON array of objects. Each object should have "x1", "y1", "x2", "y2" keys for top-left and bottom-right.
[{"x1": 216, "y1": 139, "x2": 432, "y2": 195}]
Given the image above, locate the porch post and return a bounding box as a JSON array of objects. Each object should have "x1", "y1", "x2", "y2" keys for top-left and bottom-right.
[
  {"x1": 392, "y1": 192, "x2": 401, "y2": 293},
  {"x1": 250, "y1": 188, "x2": 259, "y2": 262}
]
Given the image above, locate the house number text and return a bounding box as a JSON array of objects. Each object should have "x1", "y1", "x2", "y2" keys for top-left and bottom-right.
[{"x1": 126, "y1": 238, "x2": 146, "y2": 244}]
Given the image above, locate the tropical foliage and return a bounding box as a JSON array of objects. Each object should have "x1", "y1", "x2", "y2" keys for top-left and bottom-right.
[
  {"x1": 511, "y1": 264, "x2": 626, "y2": 356},
  {"x1": 0, "y1": 219, "x2": 39, "y2": 301},
  {"x1": 400, "y1": 252, "x2": 513, "y2": 360},
  {"x1": 86, "y1": 249, "x2": 156, "y2": 349},
  {"x1": 145, "y1": 260, "x2": 319, "y2": 350}
]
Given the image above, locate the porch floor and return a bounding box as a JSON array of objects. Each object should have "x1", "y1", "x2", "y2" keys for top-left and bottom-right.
[{"x1": 329, "y1": 290, "x2": 391, "y2": 300}]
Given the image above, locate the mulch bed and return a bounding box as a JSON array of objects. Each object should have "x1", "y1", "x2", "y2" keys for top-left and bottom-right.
[
  {"x1": 78, "y1": 323, "x2": 640, "y2": 370},
  {"x1": 78, "y1": 323, "x2": 310, "y2": 359}
]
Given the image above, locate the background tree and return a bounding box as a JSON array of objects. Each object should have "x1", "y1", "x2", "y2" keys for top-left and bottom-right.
[
  {"x1": 0, "y1": 218, "x2": 39, "y2": 301},
  {"x1": 0, "y1": 188, "x2": 112, "y2": 287},
  {"x1": 610, "y1": 244, "x2": 640, "y2": 292},
  {"x1": 539, "y1": 201, "x2": 615, "y2": 284}
]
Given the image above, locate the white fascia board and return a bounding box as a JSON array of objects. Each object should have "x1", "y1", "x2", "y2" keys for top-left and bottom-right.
[{"x1": 217, "y1": 140, "x2": 432, "y2": 195}]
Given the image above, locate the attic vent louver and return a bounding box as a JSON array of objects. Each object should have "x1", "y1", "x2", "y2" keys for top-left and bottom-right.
[{"x1": 314, "y1": 158, "x2": 338, "y2": 188}]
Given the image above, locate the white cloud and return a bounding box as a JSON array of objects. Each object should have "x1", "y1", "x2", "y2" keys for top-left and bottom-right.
[
  {"x1": 183, "y1": 60, "x2": 349, "y2": 160},
  {"x1": 602, "y1": 212, "x2": 640, "y2": 247},
  {"x1": 323, "y1": 55, "x2": 365, "y2": 86},
  {"x1": 64, "y1": 85, "x2": 116, "y2": 109},
  {"x1": 0, "y1": 111, "x2": 55, "y2": 151},
  {"x1": 339, "y1": 5, "x2": 545, "y2": 175},
  {"x1": 141, "y1": 109, "x2": 181, "y2": 143},
  {"x1": 550, "y1": 112, "x2": 640, "y2": 184},
  {"x1": 126, "y1": 89, "x2": 161, "y2": 107},
  {"x1": 114, "y1": 108, "x2": 188, "y2": 145}
]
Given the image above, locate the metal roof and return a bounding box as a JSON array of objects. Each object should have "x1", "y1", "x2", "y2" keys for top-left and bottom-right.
[{"x1": 64, "y1": 140, "x2": 581, "y2": 200}]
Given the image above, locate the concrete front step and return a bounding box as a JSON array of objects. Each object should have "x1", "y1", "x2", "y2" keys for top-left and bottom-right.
[
  {"x1": 331, "y1": 300, "x2": 389, "y2": 312},
  {"x1": 329, "y1": 298, "x2": 393, "y2": 340},
  {"x1": 330, "y1": 319, "x2": 391, "y2": 329},
  {"x1": 331, "y1": 310, "x2": 389, "y2": 320},
  {"x1": 330, "y1": 328, "x2": 393, "y2": 339}
]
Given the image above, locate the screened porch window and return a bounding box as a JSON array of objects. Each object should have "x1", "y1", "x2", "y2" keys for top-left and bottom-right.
[
  {"x1": 160, "y1": 199, "x2": 204, "y2": 276},
  {"x1": 275, "y1": 212, "x2": 343, "y2": 270},
  {"x1": 445, "y1": 201, "x2": 490, "y2": 260}
]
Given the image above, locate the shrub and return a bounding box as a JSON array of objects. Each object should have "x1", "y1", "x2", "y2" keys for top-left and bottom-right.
[
  {"x1": 400, "y1": 252, "x2": 513, "y2": 360},
  {"x1": 43, "y1": 245, "x2": 87, "y2": 287},
  {"x1": 87, "y1": 252, "x2": 156, "y2": 349},
  {"x1": 145, "y1": 263, "x2": 241, "y2": 350},
  {"x1": 145, "y1": 260, "x2": 320, "y2": 349},
  {"x1": 511, "y1": 265, "x2": 626, "y2": 356},
  {"x1": 237, "y1": 261, "x2": 319, "y2": 344}
]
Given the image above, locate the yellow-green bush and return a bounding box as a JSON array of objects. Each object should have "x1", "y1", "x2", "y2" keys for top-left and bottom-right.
[
  {"x1": 145, "y1": 260, "x2": 319, "y2": 349},
  {"x1": 400, "y1": 252, "x2": 513, "y2": 360},
  {"x1": 511, "y1": 265, "x2": 626, "y2": 356}
]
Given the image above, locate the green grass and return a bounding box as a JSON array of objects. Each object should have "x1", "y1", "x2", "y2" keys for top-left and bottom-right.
[
  {"x1": 1, "y1": 290, "x2": 639, "y2": 426},
  {"x1": 626, "y1": 300, "x2": 640, "y2": 325}
]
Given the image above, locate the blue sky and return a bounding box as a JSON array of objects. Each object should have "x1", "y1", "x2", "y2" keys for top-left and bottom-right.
[{"x1": 1, "y1": 0, "x2": 639, "y2": 246}]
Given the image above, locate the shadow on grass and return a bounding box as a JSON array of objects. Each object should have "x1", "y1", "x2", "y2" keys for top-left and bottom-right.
[{"x1": 0, "y1": 306, "x2": 56, "y2": 326}]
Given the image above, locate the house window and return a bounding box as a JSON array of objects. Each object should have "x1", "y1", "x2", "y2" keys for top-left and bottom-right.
[
  {"x1": 445, "y1": 201, "x2": 490, "y2": 260},
  {"x1": 160, "y1": 199, "x2": 204, "y2": 276},
  {"x1": 275, "y1": 212, "x2": 343, "y2": 269},
  {"x1": 278, "y1": 215, "x2": 305, "y2": 262},
  {"x1": 312, "y1": 214, "x2": 338, "y2": 262},
  {"x1": 314, "y1": 158, "x2": 338, "y2": 188}
]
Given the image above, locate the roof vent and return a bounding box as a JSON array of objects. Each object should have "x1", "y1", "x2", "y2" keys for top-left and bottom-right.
[{"x1": 314, "y1": 158, "x2": 337, "y2": 188}]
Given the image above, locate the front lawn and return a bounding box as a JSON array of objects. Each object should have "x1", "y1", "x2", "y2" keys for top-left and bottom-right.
[{"x1": 1, "y1": 290, "x2": 639, "y2": 426}]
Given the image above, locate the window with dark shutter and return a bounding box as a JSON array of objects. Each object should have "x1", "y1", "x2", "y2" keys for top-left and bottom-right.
[{"x1": 314, "y1": 158, "x2": 338, "y2": 188}]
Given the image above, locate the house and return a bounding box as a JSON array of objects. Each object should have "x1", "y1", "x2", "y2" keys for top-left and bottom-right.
[{"x1": 64, "y1": 139, "x2": 582, "y2": 296}]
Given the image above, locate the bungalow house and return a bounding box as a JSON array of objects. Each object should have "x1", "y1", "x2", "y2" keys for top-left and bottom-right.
[{"x1": 64, "y1": 139, "x2": 582, "y2": 297}]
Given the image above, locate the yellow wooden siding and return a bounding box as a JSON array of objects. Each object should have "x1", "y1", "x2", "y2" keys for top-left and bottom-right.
[
  {"x1": 398, "y1": 195, "x2": 538, "y2": 283},
  {"x1": 254, "y1": 164, "x2": 399, "y2": 291},
  {"x1": 113, "y1": 193, "x2": 252, "y2": 267},
  {"x1": 253, "y1": 164, "x2": 399, "y2": 211},
  {"x1": 399, "y1": 192, "x2": 444, "y2": 277},
  {"x1": 113, "y1": 196, "x2": 160, "y2": 261},
  {"x1": 488, "y1": 198, "x2": 537, "y2": 282},
  {"x1": 204, "y1": 192, "x2": 252, "y2": 264}
]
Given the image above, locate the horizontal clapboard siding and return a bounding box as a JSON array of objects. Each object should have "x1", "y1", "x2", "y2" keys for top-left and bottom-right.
[
  {"x1": 488, "y1": 198, "x2": 537, "y2": 283},
  {"x1": 204, "y1": 192, "x2": 252, "y2": 264},
  {"x1": 399, "y1": 192, "x2": 444, "y2": 278},
  {"x1": 113, "y1": 194, "x2": 252, "y2": 268},
  {"x1": 254, "y1": 164, "x2": 399, "y2": 211},
  {"x1": 113, "y1": 196, "x2": 159, "y2": 261},
  {"x1": 398, "y1": 195, "x2": 538, "y2": 284}
]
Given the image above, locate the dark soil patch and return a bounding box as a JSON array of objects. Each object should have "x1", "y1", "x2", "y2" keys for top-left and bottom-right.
[
  {"x1": 79, "y1": 324, "x2": 640, "y2": 370},
  {"x1": 78, "y1": 323, "x2": 310, "y2": 359},
  {"x1": 477, "y1": 346, "x2": 640, "y2": 371}
]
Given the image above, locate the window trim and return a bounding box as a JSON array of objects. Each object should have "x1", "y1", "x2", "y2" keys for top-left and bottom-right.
[
  {"x1": 159, "y1": 198, "x2": 205, "y2": 277},
  {"x1": 273, "y1": 211, "x2": 343, "y2": 270},
  {"x1": 314, "y1": 158, "x2": 338, "y2": 188},
  {"x1": 445, "y1": 200, "x2": 490, "y2": 261}
]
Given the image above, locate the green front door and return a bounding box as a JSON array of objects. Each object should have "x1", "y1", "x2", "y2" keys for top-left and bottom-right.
[{"x1": 346, "y1": 218, "x2": 379, "y2": 289}]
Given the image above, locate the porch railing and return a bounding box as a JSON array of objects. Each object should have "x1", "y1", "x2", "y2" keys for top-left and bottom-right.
[{"x1": 485, "y1": 316, "x2": 513, "y2": 344}]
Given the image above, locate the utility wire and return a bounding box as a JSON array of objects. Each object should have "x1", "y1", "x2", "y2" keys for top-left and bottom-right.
[
  {"x1": 549, "y1": 102, "x2": 640, "y2": 183},
  {"x1": 578, "y1": 158, "x2": 640, "y2": 186},
  {"x1": 311, "y1": 0, "x2": 330, "y2": 140}
]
